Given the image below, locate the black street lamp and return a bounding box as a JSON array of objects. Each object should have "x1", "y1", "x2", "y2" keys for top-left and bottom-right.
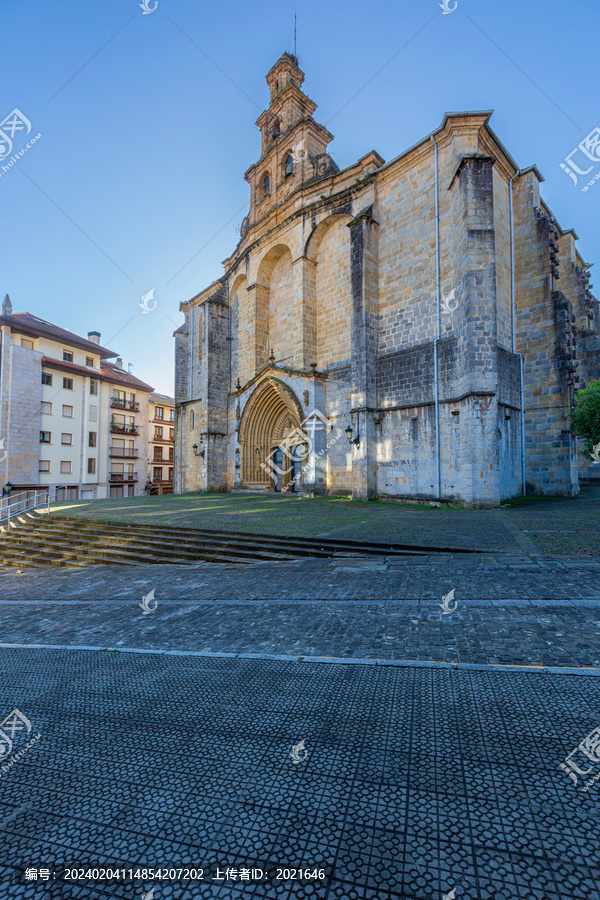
[
  {"x1": 2, "y1": 481, "x2": 12, "y2": 497},
  {"x1": 345, "y1": 426, "x2": 360, "y2": 446}
]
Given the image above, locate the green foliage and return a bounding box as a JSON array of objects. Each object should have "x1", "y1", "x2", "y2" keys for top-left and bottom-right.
[{"x1": 572, "y1": 380, "x2": 600, "y2": 458}]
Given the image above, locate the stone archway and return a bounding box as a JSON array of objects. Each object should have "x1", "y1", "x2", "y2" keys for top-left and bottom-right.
[{"x1": 239, "y1": 378, "x2": 306, "y2": 489}]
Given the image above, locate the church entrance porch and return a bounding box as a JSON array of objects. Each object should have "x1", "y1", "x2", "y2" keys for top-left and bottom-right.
[{"x1": 238, "y1": 378, "x2": 308, "y2": 491}]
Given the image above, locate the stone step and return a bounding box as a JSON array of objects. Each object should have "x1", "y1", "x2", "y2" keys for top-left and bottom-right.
[
  {"x1": 35, "y1": 513, "x2": 469, "y2": 555},
  {"x1": 0, "y1": 510, "x2": 483, "y2": 569},
  {"x1": 0, "y1": 533, "x2": 276, "y2": 567},
  {"x1": 22, "y1": 521, "x2": 337, "y2": 560}
]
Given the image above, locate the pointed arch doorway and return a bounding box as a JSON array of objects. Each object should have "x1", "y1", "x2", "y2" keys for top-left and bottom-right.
[{"x1": 239, "y1": 378, "x2": 307, "y2": 491}]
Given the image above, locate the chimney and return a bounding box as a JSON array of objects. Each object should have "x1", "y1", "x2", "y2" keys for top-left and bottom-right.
[
  {"x1": 116, "y1": 357, "x2": 123, "y2": 369},
  {"x1": 2, "y1": 294, "x2": 12, "y2": 316},
  {"x1": 87, "y1": 331, "x2": 101, "y2": 344}
]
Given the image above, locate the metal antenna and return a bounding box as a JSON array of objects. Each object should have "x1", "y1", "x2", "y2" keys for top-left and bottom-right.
[{"x1": 294, "y1": 9, "x2": 297, "y2": 84}]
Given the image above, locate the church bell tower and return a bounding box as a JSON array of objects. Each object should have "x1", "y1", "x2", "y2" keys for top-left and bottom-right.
[{"x1": 243, "y1": 53, "x2": 338, "y2": 224}]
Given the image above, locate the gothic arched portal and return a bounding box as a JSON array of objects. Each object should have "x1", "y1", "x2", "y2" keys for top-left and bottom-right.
[{"x1": 239, "y1": 378, "x2": 306, "y2": 489}]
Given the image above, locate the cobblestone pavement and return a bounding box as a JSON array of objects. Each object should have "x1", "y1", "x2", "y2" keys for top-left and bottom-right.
[
  {"x1": 0, "y1": 557, "x2": 599, "y2": 667},
  {"x1": 1, "y1": 647, "x2": 599, "y2": 900}
]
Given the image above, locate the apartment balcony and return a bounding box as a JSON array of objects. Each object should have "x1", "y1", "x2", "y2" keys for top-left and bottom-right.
[
  {"x1": 109, "y1": 447, "x2": 139, "y2": 458},
  {"x1": 109, "y1": 472, "x2": 137, "y2": 483},
  {"x1": 111, "y1": 398, "x2": 139, "y2": 411},
  {"x1": 110, "y1": 423, "x2": 139, "y2": 435}
]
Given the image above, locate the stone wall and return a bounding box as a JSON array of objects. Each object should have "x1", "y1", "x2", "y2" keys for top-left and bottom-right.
[
  {"x1": 315, "y1": 217, "x2": 352, "y2": 369},
  {"x1": 174, "y1": 108, "x2": 598, "y2": 506},
  {"x1": 1, "y1": 339, "x2": 41, "y2": 487},
  {"x1": 513, "y1": 173, "x2": 578, "y2": 495}
]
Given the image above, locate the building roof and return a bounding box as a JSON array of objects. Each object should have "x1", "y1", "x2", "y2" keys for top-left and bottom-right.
[
  {"x1": 0, "y1": 312, "x2": 118, "y2": 358},
  {"x1": 101, "y1": 361, "x2": 154, "y2": 393},
  {"x1": 42, "y1": 357, "x2": 103, "y2": 379},
  {"x1": 149, "y1": 392, "x2": 175, "y2": 405}
]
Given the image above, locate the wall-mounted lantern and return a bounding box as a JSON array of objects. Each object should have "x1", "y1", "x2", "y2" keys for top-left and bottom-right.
[
  {"x1": 192, "y1": 443, "x2": 205, "y2": 459},
  {"x1": 345, "y1": 426, "x2": 360, "y2": 446}
]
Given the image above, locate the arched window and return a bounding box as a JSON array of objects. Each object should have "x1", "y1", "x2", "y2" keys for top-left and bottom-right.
[
  {"x1": 285, "y1": 154, "x2": 294, "y2": 177},
  {"x1": 272, "y1": 120, "x2": 280, "y2": 139},
  {"x1": 263, "y1": 173, "x2": 270, "y2": 197}
]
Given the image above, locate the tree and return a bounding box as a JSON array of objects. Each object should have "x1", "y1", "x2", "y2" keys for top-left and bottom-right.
[{"x1": 572, "y1": 380, "x2": 600, "y2": 460}]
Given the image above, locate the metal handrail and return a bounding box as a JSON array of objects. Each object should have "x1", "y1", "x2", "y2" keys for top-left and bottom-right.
[{"x1": 0, "y1": 490, "x2": 51, "y2": 529}]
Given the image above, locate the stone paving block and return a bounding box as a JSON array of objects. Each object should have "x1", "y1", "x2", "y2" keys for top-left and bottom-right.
[{"x1": 0, "y1": 650, "x2": 599, "y2": 898}]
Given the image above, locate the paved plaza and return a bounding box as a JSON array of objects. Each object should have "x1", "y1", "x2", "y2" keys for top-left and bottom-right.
[
  {"x1": 1, "y1": 490, "x2": 600, "y2": 898},
  {"x1": 1, "y1": 648, "x2": 600, "y2": 900}
]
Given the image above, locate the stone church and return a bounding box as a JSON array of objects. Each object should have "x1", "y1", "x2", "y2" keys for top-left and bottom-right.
[{"x1": 174, "y1": 53, "x2": 599, "y2": 507}]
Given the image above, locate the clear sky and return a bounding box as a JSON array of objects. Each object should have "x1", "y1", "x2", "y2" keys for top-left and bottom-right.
[{"x1": 1, "y1": 0, "x2": 597, "y2": 396}]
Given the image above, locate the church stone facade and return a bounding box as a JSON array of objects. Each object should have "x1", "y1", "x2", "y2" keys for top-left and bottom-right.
[{"x1": 174, "y1": 53, "x2": 599, "y2": 507}]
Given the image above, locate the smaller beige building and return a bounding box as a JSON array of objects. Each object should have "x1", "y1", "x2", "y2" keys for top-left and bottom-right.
[
  {"x1": 0, "y1": 295, "x2": 154, "y2": 502},
  {"x1": 148, "y1": 392, "x2": 174, "y2": 494}
]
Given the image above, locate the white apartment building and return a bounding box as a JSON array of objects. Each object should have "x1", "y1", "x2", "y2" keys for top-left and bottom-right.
[
  {"x1": 0, "y1": 295, "x2": 154, "y2": 502},
  {"x1": 148, "y1": 392, "x2": 175, "y2": 495}
]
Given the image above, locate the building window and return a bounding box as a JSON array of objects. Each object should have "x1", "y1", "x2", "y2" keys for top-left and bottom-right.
[
  {"x1": 89, "y1": 406, "x2": 98, "y2": 422},
  {"x1": 155, "y1": 407, "x2": 164, "y2": 420},
  {"x1": 63, "y1": 378, "x2": 73, "y2": 390},
  {"x1": 39, "y1": 460, "x2": 50, "y2": 473},
  {"x1": 86, "y1": 357, "x2": 94, "y2": 367},
  {"x1": 88, "y1": 379, "x2": 97, "y2": 395},
  {"x1": 168, "y1": 468, "x2": 173, "y2": 481},
  {"x1": 42, "y1": 372, "x2": 52, "y2": 385},
  {"x1": 87, "y1": 458, "x2": 96, "y2": 474},
  {"x1": 22, "y1": 338, "x2": 34, "y2": 350},
  {"x1": 62, "y1": 405, "x2": 73, "y2": 417},
  {"x1": 41, "y1": 401, "x2": 52, "y2": 415},
  {"x1": 61, "y1": 433, "x2": 73, "y2": 445},
  {"x1": 168, "y1": 448, "x2": 174, "y2": 461},
  {"x1": 40, "y1": 431, "x2": 51, "y2": 443},
  {"x1": 263, "y1": 173, "x2": 270, "y2": 197},
  {"x1": 88, "y1": 432, "x2": 97, "y2": 448},
  {"x1": 169, "y1": 428, "x2": 174, "y2": 440},
  {"x1": 285, "y1": 154, "x2": 294, "y2": 177},
  {"x1": 63, "y1": 350, "x2": 73, "y2": 362},
  {"x1": 60, "y1": 461, "x2": 72, "y2": 474},
  {"x1": 153, "y1": 467, "x2": 163, "y2": 481},
  {"x1": 154, "y1": 426, "x2": 163, "y2": 439},
  {"x1": 169, "y1": 409, "x2": 174, "y2": 422},
  {"x1": 154, "y1": 447, "x2": 163, "y2": 461}
]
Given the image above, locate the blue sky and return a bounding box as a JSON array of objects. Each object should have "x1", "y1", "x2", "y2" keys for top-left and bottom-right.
[{"x1": 1, "y1": 0, "x2": 597, "y2": 395}]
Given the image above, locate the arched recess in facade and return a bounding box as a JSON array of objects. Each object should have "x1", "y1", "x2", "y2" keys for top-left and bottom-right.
[
  {"x1": 239, "y1": 377, "x2": 305, "y2": 487},
  {"x1": 303, "y1": 213, "x2": 353, "y2": 369},
  {"x1": 255, "y1": 243, "x2": 294, "y2": 370}
]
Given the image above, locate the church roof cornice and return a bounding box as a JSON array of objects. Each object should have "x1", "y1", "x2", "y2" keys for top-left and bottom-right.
[
  {"x1": 180, "y1": 277, "x2": 224, "y2": 312},
  {"x1": 223, "y1": 155, "x2": 385, "y2": 275}
]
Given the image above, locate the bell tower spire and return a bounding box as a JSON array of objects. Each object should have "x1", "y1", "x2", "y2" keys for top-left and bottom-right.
[{"x1": 243, "y1": 53, "x2": 338, "y2": 221}]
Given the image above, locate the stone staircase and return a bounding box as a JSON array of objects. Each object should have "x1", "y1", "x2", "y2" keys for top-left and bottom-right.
[{"x1": 0, "y1": 512, "x2": 479, "y2": 569}]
